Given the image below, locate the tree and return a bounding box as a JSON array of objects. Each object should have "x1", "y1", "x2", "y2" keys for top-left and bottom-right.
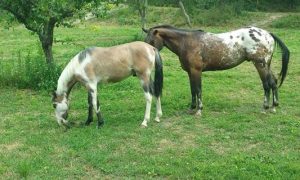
[
  {"x1": 178, "y1": 0, "x2": 192, "y2": 28},
  {"x1": 128, "y1": 0, "x2": 148, "y2": 29},
  {"x1": 0, "y1": 0, "x2": 98, "y2": 64}
]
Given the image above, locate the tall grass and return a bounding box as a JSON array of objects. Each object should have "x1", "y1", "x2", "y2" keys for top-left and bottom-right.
[{"x1": 0, "y1": 47, "x2": 62, "y2": 90}]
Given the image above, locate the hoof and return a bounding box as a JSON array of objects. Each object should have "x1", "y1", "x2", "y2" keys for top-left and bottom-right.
[
  {"x1": 261, "y1": 109, "x2": 267, "y2": 114},
  {"x1": 195, "y1": 110, "x2": 202, "y2": 116},
  {"x1": 97, "y1": 120, "x2": 104, "y2": 129},
  {"x1": 85, "y1": 120, "x2": 93, "y2": 126},
  {"x1": 141, "y1": 124, "x2": 147, "y2": 128},
  {"x1": 273, "y1": 102, "x2": 279, "y2": 107},
  {"x1": 154, "y1": 117, "x2": 160, "y2": 123},
  {"x1": 188, "y1": 109, "x2": 196, "y2": 114},
  {"x1": 62, "y1": 121, "x2": 71, "y2": 129},
  {"x1": 141, "y1": 121, "x2": 147, "y2": 127},
  {"x1": 270, "y1": 107, "x2": 276, "y2": 113},
  {"x1": 263, "y1": 105, "x2": 269, "y2": 110}
]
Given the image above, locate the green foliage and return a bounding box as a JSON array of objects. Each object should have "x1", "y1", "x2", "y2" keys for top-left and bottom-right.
[
  {"x1": 0, "y1": 48, "x2": 62, "y2": 90},
  {"x1": 147, "y1": 0, "x2": 300, "y2": 12},
  {"x1": 191, "y1": 4, "x2": 245, "y2": 26},
  {"x1": 0, "y1": 0, "x2": 120, "y2": 63},
  {"x1": 270, "y1": 14, "x2": 300, "y2": 29}
]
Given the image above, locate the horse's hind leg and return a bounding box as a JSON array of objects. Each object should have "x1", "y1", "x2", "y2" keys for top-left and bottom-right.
[
  {"x1": 138, "y1": 73, "x2": 153, "y2": 127},
  {"x1": 154, "y1": 96, "x2": 162, "y2": 123},
  {"x1": 254, "y1": 62, "x2": 273, "y2": 112},
  {"x1": 270, "y1": 72, "x2": 279, "y2": 112}
]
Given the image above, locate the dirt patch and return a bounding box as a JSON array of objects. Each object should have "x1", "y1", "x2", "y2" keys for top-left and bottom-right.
[
  {"x1": 0, "y1": 142, "x2": 22, "y2": 152},
  {"x1": 210, "y1": 141, "x2": 230, "y2": 155}
]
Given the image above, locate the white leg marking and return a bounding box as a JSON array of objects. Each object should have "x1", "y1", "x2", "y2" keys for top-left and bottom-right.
[
  {"x1": 141, "y1": 92, "x2": 152, "y2": 127},
  {"x1": 155, "y1": 96, "x2": 162, "y2": 123},
  {"x1": 195, "y1": 98, "x2": 202, "y2": 116},
  {"x1": 270, "y1": 107, "x2": 276, "y2": 113},
  {"x1": 90, "y1": 83, "x2": 99, "y2": 113},
  {"x1": 195, "y1": 110, "x2": 202, "y2": 116},
  {"x1": 61, "y1": 119, "x2": 69, "y2": 124}
]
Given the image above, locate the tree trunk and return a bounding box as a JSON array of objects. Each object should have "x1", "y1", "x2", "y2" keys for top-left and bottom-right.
[
  {"x1": 138, "y1": 0, "x2": 148, "y2": 29},
  {"x1": 38, "y1": 19, "x2": 56, "y2": 64},
  {"x1": 178, "y1": 0, "x2": 192, "y2": 28}
]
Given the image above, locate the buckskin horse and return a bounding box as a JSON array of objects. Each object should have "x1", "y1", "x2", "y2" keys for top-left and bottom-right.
[
  {"x1": 52, "y1": 41, "x2": 163, "y2": 128},
  {"x1": 143, "y1": 25, "x2": 289, "y2": 115}
]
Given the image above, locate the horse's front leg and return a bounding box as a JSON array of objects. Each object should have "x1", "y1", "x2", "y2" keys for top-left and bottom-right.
[
  {"x1": 85, "y1": 91, "x2": 93, "y2": 125},
  {"x1": 197, "y1": 74, "x2": 203, "y2": 114},
  {"x1": 188, "y1": 72, "x2": 197, "y2": 110},
  {"x1": 188, "y1": 68, "x2": 203, "y2": 115},
  {"x1": 89, "y1": 83, "x2": 104, "y2": 128}
]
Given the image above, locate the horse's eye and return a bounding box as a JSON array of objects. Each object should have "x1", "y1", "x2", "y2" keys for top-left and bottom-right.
[{"x1": 53, "y1": 104, "x2": 57, "y2": 108}]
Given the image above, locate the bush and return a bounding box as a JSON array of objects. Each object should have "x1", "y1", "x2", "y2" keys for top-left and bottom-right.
[
  {"x1": 0, "y1": 48, "x2": 62, "y2": 90},
  {"x1": 192, "y1": 4, "x2": 245, "y2": 26}
]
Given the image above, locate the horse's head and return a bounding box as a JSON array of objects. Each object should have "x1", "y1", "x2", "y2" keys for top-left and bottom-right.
[
  {"x1": 143, "y1": 27, "x2": 164, "y2": 51},
  {"x1": 52, "y1": 91, "x2": 69, "y2": 126}
]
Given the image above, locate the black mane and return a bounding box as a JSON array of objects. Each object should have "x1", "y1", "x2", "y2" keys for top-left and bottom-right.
[{"x1": 151, "y1": 25, "x2": 204, "y2": 33}]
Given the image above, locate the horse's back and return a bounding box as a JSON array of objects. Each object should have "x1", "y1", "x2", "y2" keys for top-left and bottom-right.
[
  {"x1": 76, "y1": 41, "x2": 156, "y2": 83},
  {"x1": 215, "y1": 27, "x2": 274, "y2": 63}
]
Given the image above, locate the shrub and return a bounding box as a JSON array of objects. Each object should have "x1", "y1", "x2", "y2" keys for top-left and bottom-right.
[{"x1": 0, "y1": 48, "x2": 62, "y2": 90}]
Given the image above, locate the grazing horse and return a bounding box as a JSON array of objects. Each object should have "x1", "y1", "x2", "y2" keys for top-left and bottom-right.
[
  {"x1": 52, "y1": 41, "x2": 163, "y2": 128},
  {"x1": 143, "y1": 25, "x2": 289, "y2": 115}
]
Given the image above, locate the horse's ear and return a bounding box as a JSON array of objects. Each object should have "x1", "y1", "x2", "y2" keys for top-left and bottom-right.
[{"x1": 142, "y1": 27, "x2": 149, "y2": 33}]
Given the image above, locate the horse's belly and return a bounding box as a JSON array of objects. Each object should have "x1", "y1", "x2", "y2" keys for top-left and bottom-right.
[
  {"x1": 100, "y1": 70, "x2": 132, "y2": 83},
  {"x1": 202, "y1": 49, "x2": 245, "y2": 71}
]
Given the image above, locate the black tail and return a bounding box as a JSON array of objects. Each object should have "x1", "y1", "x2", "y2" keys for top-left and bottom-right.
[
  {"x1": 154, "y1": 49, "x2": 163, "y2": 98},
  {"x1": 270, "y1": 33, "x2": 290, "y2": 87}
]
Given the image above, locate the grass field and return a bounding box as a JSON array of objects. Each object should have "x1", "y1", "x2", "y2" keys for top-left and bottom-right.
[{"x1": 0, "y1": 15, "x2": 300, "y2": 179}]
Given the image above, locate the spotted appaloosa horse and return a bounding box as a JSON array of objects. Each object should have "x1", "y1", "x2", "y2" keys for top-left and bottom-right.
[
  {"x1": 52, "y1": 41, "x2": 163, "y2": 128},
  {"x1": 143, "y1": 25, "x2": 290, "y2": 115}
]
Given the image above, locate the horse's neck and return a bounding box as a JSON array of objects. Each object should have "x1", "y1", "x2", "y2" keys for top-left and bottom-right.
[
  {"x1": 56, "y1": 62, "x2": 76, "y2": 96},
  {"x1": 162, "y1": 30, "x2": 186, "y2": 56}
]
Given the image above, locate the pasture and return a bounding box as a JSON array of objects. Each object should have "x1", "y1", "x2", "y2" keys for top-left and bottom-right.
[{"x1": 1, "y1": 17, "x2": 300, "y2": 179}]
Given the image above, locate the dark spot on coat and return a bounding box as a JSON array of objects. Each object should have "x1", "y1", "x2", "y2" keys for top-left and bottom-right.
[
  {"x1": 142, "y1": 80, "x2": 154, "y2": 95},
  {"x1": 230, "y1": 35, "x2": 233, "y2": 39},
  {"x1": 241, "y1": 37, "x2": 245, "y2": 41},
  {"x1": 249, "y1": 29, "x2": 262, "y2": 36},
  {"x1": 256, "y1": 31, "x2": 262, "y2": 36},
  {"x1": 249, "y1": 33, "x2": 260, "y2": 42},
  {"x1": 78, "y1": 47, "x2": 95, "y2": 63}
]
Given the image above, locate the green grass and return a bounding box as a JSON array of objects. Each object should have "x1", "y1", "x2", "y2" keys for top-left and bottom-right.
[{"x1": 0, "y1": 17, "x2": 300, "y2": 179}]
